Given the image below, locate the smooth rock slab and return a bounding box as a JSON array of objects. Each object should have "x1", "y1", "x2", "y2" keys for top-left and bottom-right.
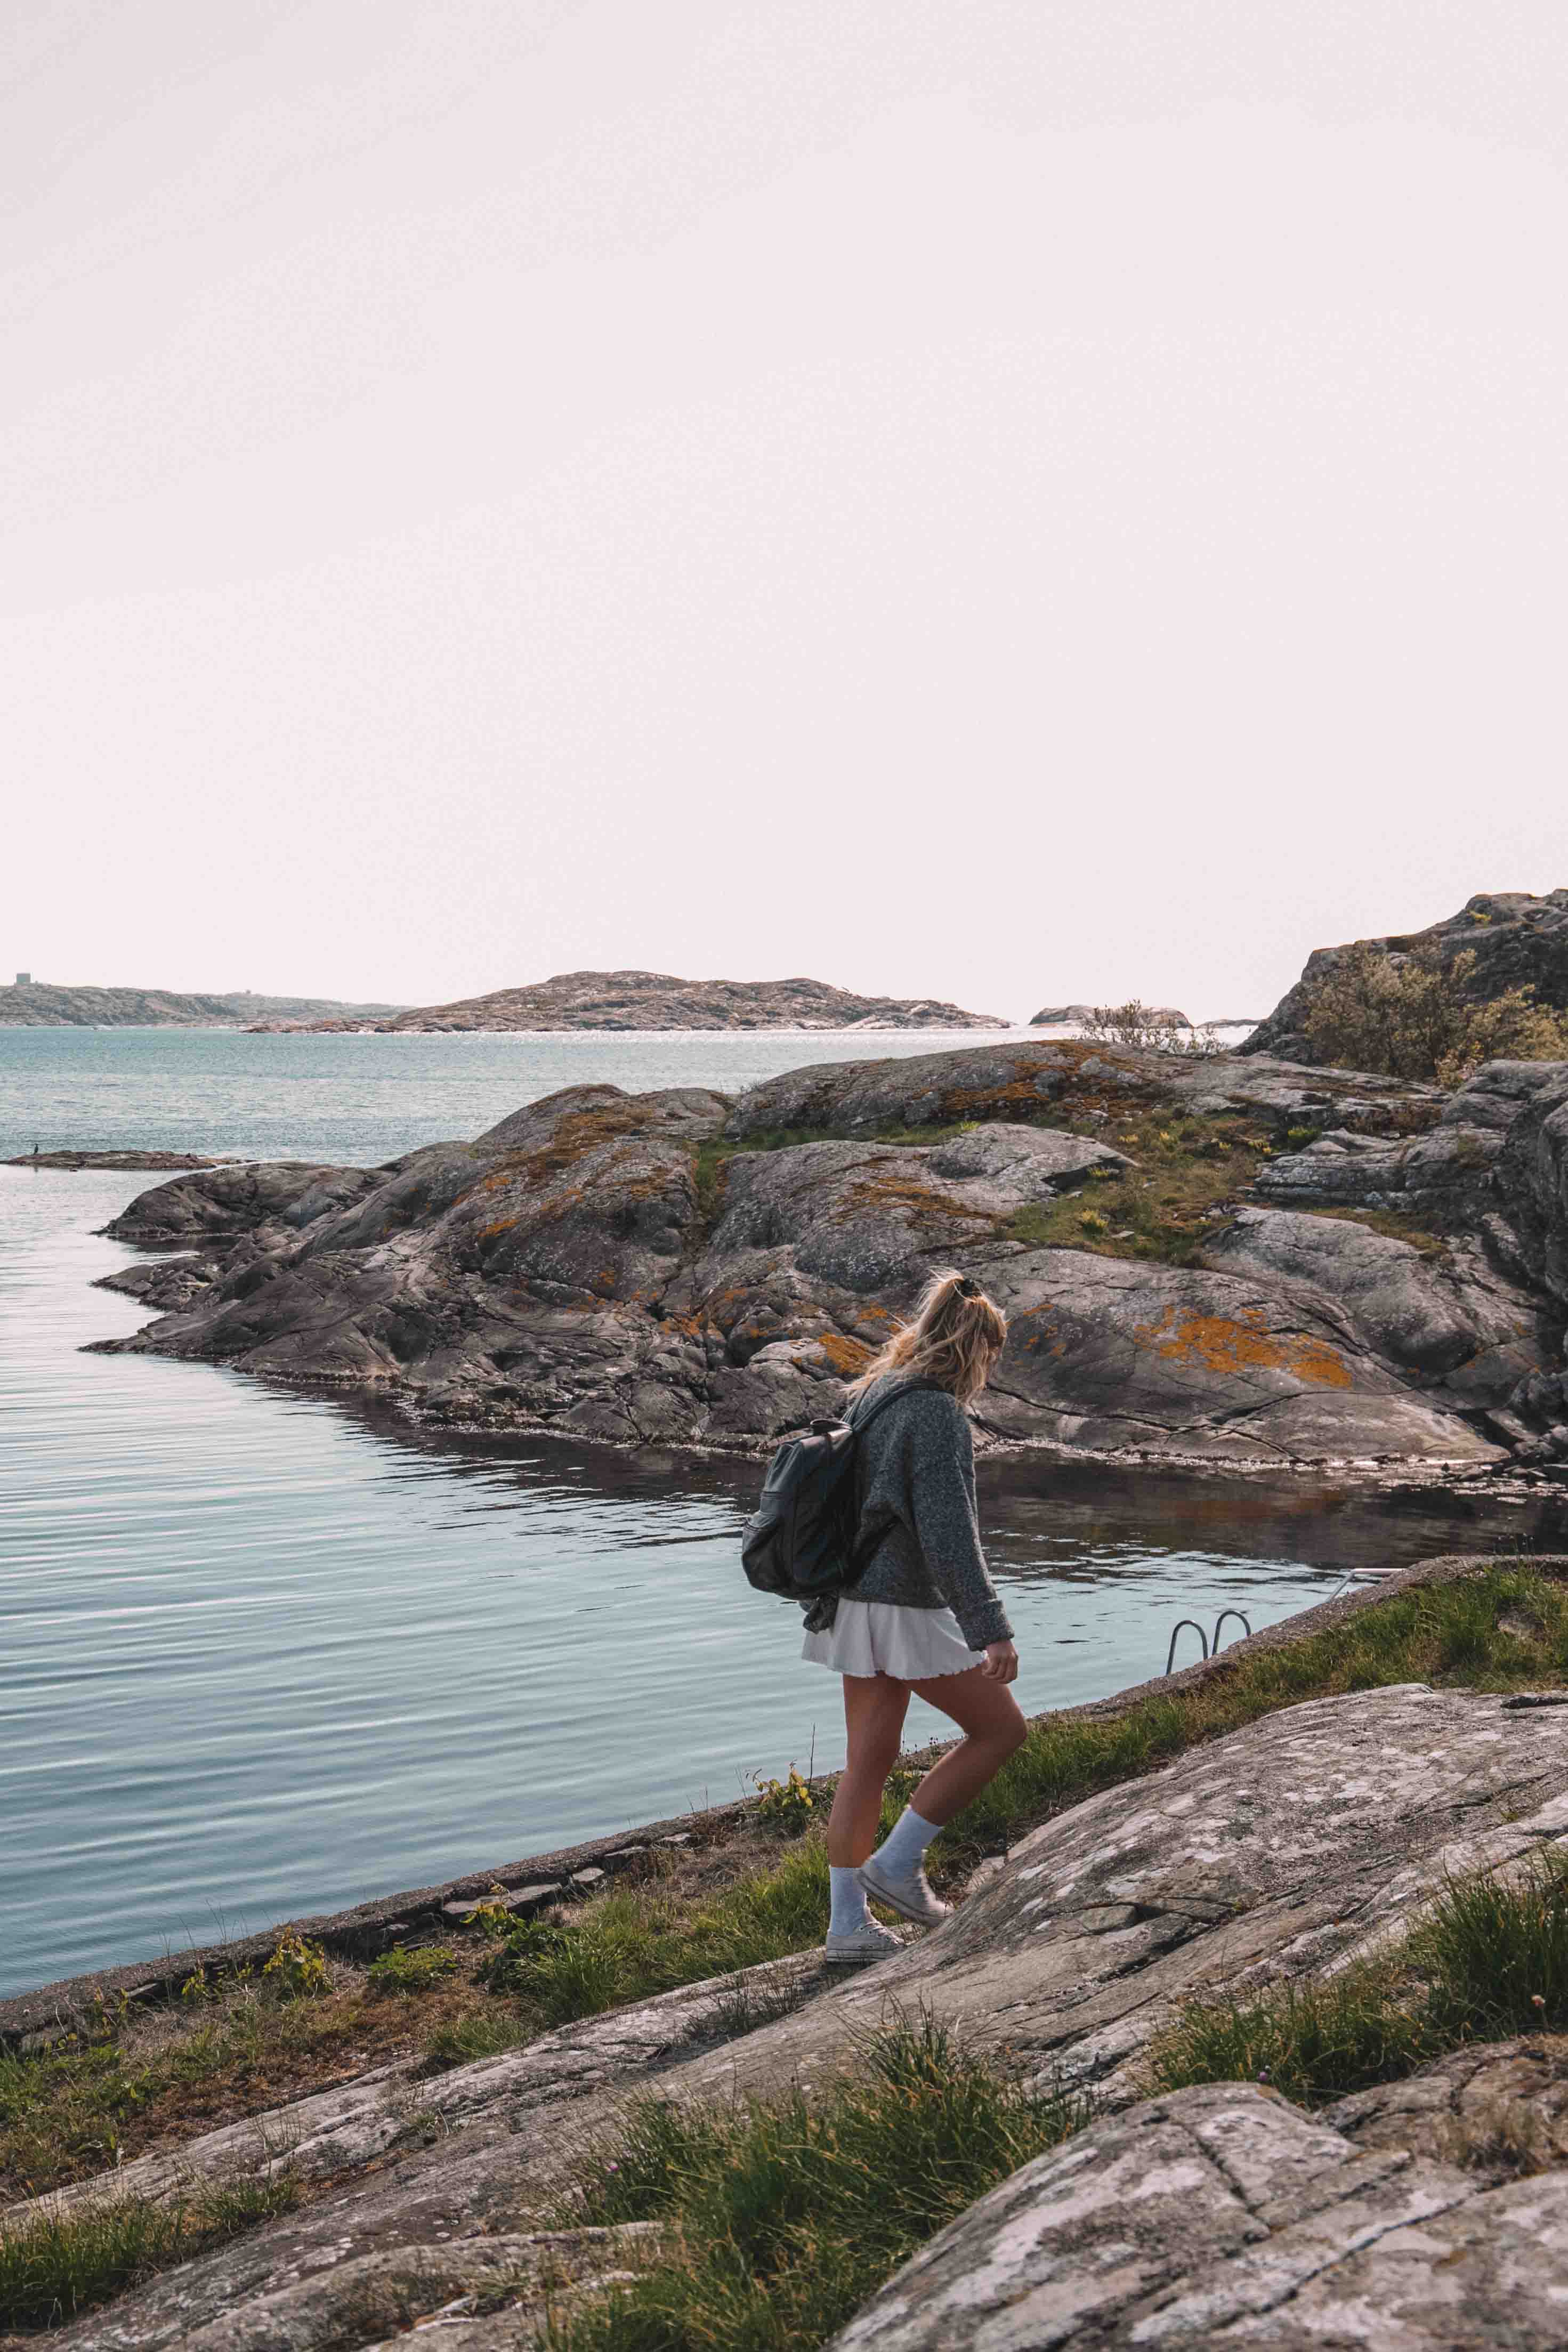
[{"x1": 829, "y1": 2082, "x2": 1568, "y2": 2348}]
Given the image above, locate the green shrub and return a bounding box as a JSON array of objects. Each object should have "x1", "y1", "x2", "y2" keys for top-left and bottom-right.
[
  {"x1": 1297, "y1": 942, "x2": 1568, "y2": 1082},
  {"x1": 465, "y1": 1886, "x2": 517, "y2": 1941},
  {"x1": 367, "y1": 1944, "x2": 459, "y2": 1998},
  {"x1": 751, "y1": 1765, "x2": 814, "y2": 1834},
  {"x1": 259, "y1": 1934, "x2": 330, "y2": 2003}
]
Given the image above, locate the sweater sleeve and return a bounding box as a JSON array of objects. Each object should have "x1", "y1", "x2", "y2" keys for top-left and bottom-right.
[{"x1": 906, "y1": 1400, "x2": 1014, "y2": 1651}]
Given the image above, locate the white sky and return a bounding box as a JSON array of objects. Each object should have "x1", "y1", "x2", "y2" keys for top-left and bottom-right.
[{"x1": 2, "y1": 1, "x2": 1566, "y2": 1022}]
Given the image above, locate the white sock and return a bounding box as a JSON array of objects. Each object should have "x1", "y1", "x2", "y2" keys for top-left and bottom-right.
[
  {"x1": 872, "y1": 1805, "x2": 941, "y2": 1881},
  {"x1": 829, "y1": 1865, "x2": 870, "y2": 1935}
]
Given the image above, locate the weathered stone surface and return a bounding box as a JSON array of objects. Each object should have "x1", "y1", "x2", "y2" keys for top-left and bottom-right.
[
  {"x1": 26, "y1": 1680, "x2": 1568, "y2": 2351},
  {"x1": 725, "y1": 1040, "x2": 1436, "y2": 1141},
  {"x1": 1328, "y1": 2034, "x2": 1568, "y2": 2180},
  {"x1": 1204, "y1": 1208, "x2": 1550, "y2": 1406},
  {"x1": 9, "y1": 1957, "x2": 823, "y2": 2228},
  {"x1": 1254, "y1": 1124, "x2": 1509, "y2": 1216},
  {"x1": 96, "y1": 1254, "x2": 221, "y2": 1313},
  {"x1": 1244, "y1": 887, "x2": 1568, "y2": 1063},
  {"x1": 90, "y1": 1042, "x2": 1568, "y2": 1465},
  {"x1": 828, "y1": 2082, "x2": 1568, "y2": 2348},
  {"x1": 685, "y1": 1685, "x2": 1568, "y2": 2114},
  {"x1": 976, "y1": 1247, "x2": 1501, "y2": 1462},
  {"x1": 104, "y1": 1160, "x2": 384, "y2": 1244}
]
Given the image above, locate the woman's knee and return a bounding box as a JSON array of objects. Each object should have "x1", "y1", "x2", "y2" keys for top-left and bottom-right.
[
  {"x1": 983, "y1": 1701, "x2": 1028, "y2": 1759},
  {"x1": 845, "y1": 1723, "x2": 903, "y2": 1780}
]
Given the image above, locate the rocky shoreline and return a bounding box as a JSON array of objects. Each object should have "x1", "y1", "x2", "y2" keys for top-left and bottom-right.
[
  {"x1": 85, "y1": 1036, "x2": 1568, "y2": 1479},
  {"x1": 12, "y1": 1549, "x2": 1568, "y2": 2349},
  {"x1": 0, "y1": 1545, "x2": 1537, "y2": 2046}
]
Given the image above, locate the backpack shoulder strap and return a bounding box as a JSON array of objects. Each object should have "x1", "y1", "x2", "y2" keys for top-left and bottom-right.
[{"x1": 847, "y1": 1377, "x2": 949, "y2": 1437}]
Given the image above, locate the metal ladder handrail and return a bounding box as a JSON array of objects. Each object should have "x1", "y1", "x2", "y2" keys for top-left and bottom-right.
[
  {"x1": 1164, "y1": 1618, "x2": 1209, "y2": 1676},
  {"x1": 1211, "y1": 1607, "x2": 1251, "y2": 1652}
]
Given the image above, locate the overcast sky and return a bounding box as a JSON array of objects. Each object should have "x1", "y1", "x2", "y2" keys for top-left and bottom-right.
[{"x1": 3, "y1": 2, "x2": 1565, "y2": 1021}]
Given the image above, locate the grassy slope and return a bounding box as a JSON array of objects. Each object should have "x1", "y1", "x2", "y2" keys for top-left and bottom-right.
[{"x1": 6, "y1": 1566, "x2": 1567, "y2": 2335}]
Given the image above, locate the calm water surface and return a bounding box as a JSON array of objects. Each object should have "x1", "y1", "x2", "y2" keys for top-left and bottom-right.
[{"x1": 3, "y1": 1030, "x2": 1560, "y2": 1996}]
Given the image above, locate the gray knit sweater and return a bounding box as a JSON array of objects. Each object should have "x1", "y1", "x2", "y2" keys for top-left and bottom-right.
[{"x1": 823, "y1": 1375, "x2": 1013, "y2": 1650}]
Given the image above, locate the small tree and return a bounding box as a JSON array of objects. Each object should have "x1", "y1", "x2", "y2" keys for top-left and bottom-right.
[
  {"x1": 1298, "y1": 944, "x2": 1568, "y2": 1084},
  {"x1": 1079, "y1": 1000, "x2": 1226, "y2": 1058}
]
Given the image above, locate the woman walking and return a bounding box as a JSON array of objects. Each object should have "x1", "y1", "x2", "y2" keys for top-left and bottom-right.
[{"x1": 803, "y1": 1269, "x2": 1028, "y2": 1966}]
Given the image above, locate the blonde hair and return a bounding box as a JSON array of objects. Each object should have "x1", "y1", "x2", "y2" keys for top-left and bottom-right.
[{"x1": 845, "y1": 1268, "x2": 1007, "y2": 1407}]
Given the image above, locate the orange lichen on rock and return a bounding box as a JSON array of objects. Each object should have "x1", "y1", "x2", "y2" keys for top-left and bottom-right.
[
  {"x1": 845, "y1": 1177, "x2": 996, "y2": 1226},
  {"x1": 1133, "y1": 1306, "x2": 1353, "y2": 1389},
  {"x1": 813, "y1": 1331, "x2": 873, "y2": 1376}
]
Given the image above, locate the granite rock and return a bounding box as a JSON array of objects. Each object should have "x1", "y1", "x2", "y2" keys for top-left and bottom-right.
[{"x1": 91, "y1": 1041, "x2": 1568, "y2": 1467}]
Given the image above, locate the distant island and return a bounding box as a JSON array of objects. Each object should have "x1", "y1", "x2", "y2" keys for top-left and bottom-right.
[
  {"x1": 0, "y1": 981, "x2": 407, "y2": 1029},
  {"x1": 260, "y1": 970, "x2": 1011, "y2": 1033},
  {"x1": 1030, "y1": 1001, "x2": 1190, "y2": 1027}
]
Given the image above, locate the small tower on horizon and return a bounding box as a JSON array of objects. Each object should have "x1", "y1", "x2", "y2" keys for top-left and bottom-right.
[{"x1": 15, "y1": 972, "x2": 31, "y2": 985}]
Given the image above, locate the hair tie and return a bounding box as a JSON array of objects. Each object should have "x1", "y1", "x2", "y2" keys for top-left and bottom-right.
[{"x1": 953, "y1": 1276, "x2": 980, "y2": 1300}]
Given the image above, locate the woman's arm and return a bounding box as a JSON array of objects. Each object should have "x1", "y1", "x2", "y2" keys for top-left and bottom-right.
[{"x1": 906, "y1": 1401, "x2": 1014, "y2": 1652}]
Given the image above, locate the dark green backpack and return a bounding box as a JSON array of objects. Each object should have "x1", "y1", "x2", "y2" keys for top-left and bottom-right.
[{"x1": 740, "y1": 1380, "x2": 941, "y2": 1603}]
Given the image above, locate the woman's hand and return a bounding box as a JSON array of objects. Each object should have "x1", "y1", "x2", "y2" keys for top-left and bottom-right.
[{"x1": 981, "y1": 1639, "x2": 1018, "y2": 1684}]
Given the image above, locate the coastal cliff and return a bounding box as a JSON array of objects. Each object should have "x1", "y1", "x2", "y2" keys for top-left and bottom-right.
[
  {"x1": 303, "y1": 969, "x2": 1011, "y2": 1033},
  {"x1": 93, "y1": 1036, "x2": 1568, "y2": 1474}
]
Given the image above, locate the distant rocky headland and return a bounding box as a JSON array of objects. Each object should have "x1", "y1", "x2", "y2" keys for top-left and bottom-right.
[
  {"x1": 0, "y1": 982, "x2": 407, "y2": 1029},
  {"x1": 261, "y1": 969, "x2": 1011, "y2": 1033},
  {"x1": 92, "y1": 1033, "x2": 1568, "y2": 1477}
]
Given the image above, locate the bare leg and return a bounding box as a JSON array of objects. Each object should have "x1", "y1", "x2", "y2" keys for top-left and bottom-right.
[
  {"x1": 827, "y1": 1675, "x2": 912, "y2": 1865},
  {"x1": 905, "y1": 1667, "x2": 1028, "y2": 1826}
]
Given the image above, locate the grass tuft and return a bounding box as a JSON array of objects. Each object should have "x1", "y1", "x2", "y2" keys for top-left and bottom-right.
[
  {"x1": 550, "y1": 2016, "x2": 1086, "y2": 2351},
  {"x1": 1147, "y1": 1848, "x2": 1568, "y2": 2109},
  {"x1": 0, "y1": 2171, "x2": 298, "y2": 2332},
  {"x1": 480, "y1": 1844, "x2": 831, "y2": 2025},
  {"x1": 420, "y1": 2010, "x2": 531, "y2": 2074}
]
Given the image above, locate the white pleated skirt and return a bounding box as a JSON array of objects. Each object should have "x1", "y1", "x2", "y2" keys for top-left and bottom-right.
[{"x1": 801, "y1": 1599, "x2": 985, "y2": 1680}]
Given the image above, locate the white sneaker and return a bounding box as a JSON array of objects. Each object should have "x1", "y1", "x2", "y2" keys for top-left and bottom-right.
[
  {"x1": 823, "y1": 1917, "x2": 903, "y2": 1967},
  {"x1": 860, "y1": 1853, "x2": 951, "y2": 1928}
]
